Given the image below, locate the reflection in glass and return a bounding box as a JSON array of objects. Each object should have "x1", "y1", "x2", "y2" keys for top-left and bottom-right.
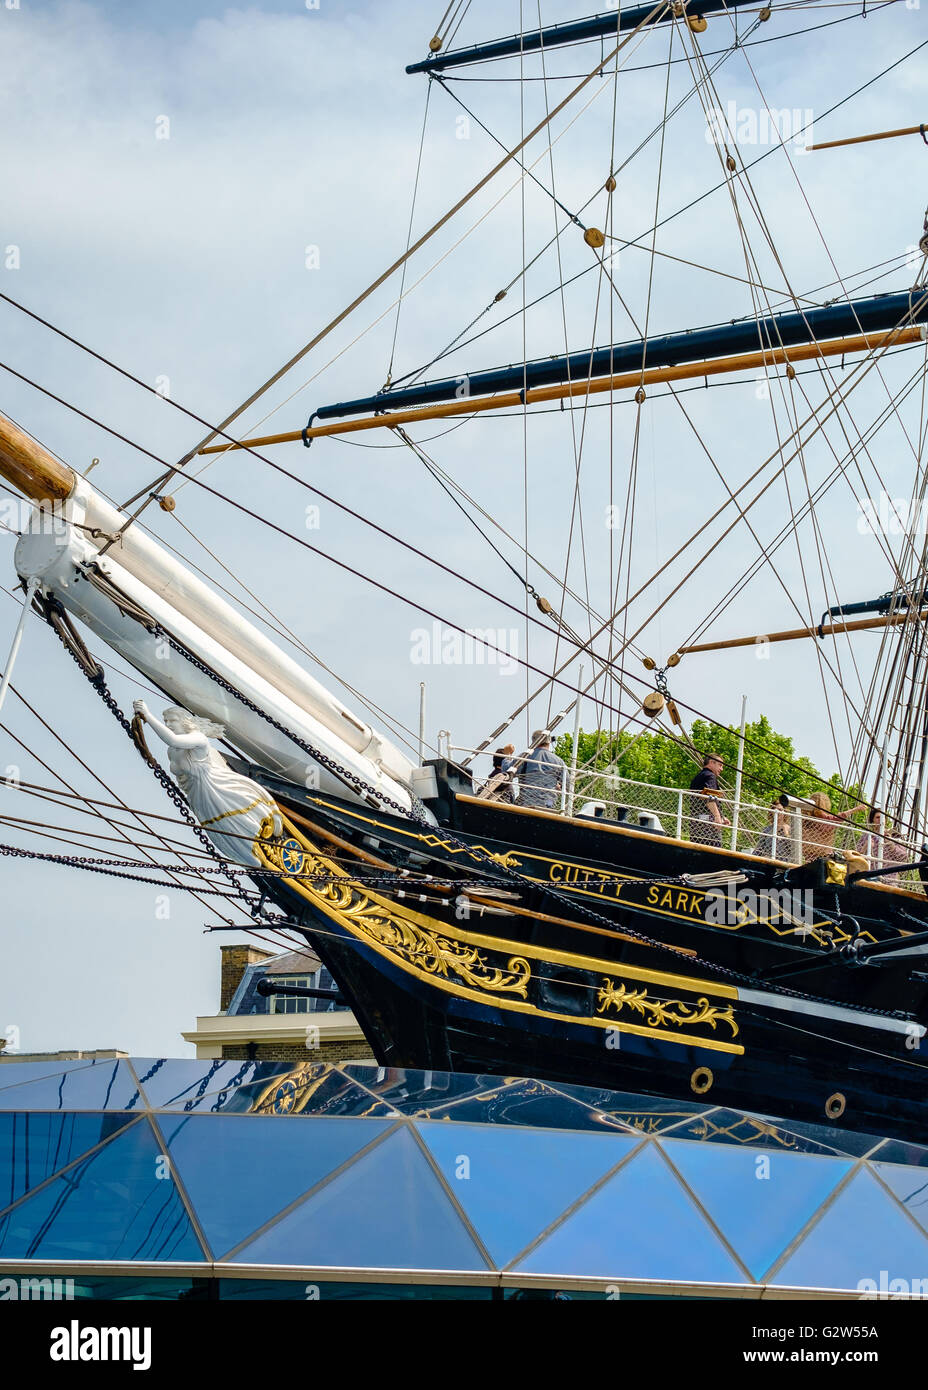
[
  {"x1": 514, "y1": 1142, "x2": 745, "y2": 1283},
  {"x1": 0, "y1": 1061, "x2": 140, "y2": 1113},
  {"x1": 661, "y1": 1139, "x2": 852, "y2": 1279},
  {"x1": 419, "y1": 1120, "x2": 636, "y2": 1265},
  {"x1": 0, "y1": 1118, "x2": 204, "y2": 1262},
  {"x1": 0, "y1": 1061, "x2": 98, "y2": 1093},
  {"x1": 872, "y1": 1162, "x2": 928, "y2": 1235},
  {"x1": 160, "y1": 1113, "x2": 394, "y2": 1256},
  {"x1": 772, "y1": 1168, "x2": 928, "y2": 1291},
  {"x1": 232, "y1": 1125, "x2": 489, "y2": 1271},
  {"x1": 0, "y1": 1112, "x2": 131, "y2": 1213},
  {"x1": 420, "y1": 1078, "x2": 636, "y2": 1132}
]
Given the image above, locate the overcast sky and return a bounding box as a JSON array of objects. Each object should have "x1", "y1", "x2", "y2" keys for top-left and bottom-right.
[{"x1": 0, "y1": 0, "x2": 925, "y2": 1057}]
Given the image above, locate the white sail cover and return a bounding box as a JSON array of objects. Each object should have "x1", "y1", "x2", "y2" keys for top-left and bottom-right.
[{"x1": 14, "y1": 478, "x2": 424, "y2": 817}]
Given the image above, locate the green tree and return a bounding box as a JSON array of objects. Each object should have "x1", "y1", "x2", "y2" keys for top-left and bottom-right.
[{"x1": 555, "y1": 715, "x2": 851, "y2": 806}]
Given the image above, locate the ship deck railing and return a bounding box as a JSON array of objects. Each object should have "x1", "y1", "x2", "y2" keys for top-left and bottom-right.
[{"x1": 548, "y1": 770, "x2": 925, "y2": 890}]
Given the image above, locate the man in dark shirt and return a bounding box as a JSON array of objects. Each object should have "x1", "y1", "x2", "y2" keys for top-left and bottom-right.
[{"x1": 689, "y1": 753, "x2": 728, "y2": 847}]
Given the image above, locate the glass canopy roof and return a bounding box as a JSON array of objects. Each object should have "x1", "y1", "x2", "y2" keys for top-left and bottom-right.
[{"x1": 1, "y1": 1057, "x2": 927, "y2": 1294}]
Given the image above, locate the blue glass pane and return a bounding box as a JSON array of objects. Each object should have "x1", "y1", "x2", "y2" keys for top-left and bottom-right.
[
  {"x1": 0, "y1": 1060, "x2": 141, "y2": 1112},
  {"x1": 514, "y1": 1142, "x2": 747, "y2": 1283},
  {"x1": 132, "y1": 1059, "x2": 390, "y2": 1119},
  {"x1": 0, "y1": 1061, "x2": 96, "y2": 1092},
  {"x1": 662, "y1": 1139, "x2": 852, "y2": 1279},
  {"x1": 867, "y1": 1140, "x2": 928, "y2": 1169},
  {"x1": 134, "y1": 1059, "x2": 293, "y2": 1112},
  {"x1": 872, "y1": 1163, "x2": 928, "y2": 1235},
  {"x1": 767, "y1": 1117, "x2": 886, "y2": 1158},
  {"x1": 0, "y1": 1112, "x2": 131, "y2": 1213},
  {"x1": 657, "y1": 1109, "x2": 845, "y2": 1156},
  {"x1": 422, "y1": 1078, "x2": 634, "y2": 1133},
  {"x1": 548, "y1": 1087, "x2": 711, "y2": 1135},
  {"x1": 339, "y1": 1066, "x2": 501, "y2": 1114},
  {"x1": 772, "y1": 1168, "x2": 928, "y2": 1292},
  {"x1": 0, "y1": 1118, "x2": 204, "y2": 1261},
  {"x1": 232, "y1": 1125, "x2": 489, "y2": 1271},
  {"x1": 258, "y1": 1069, "x2": 398, "y2": 1119},
  {"x1": 160, "y1": 1113, "x2": 393, "y2": 1257},
  {"x1": 419, "y1": 1121, "x2": 637, "y2": 1265}
]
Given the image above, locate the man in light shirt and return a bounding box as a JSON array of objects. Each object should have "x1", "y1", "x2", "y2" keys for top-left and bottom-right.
[{"x1": 517, "y1": 730, "x2": 567, "y2": 810}]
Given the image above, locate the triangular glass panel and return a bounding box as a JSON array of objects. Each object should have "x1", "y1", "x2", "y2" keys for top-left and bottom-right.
[
  {"x1": 421, "y1": 1078, "x2": 631, "y2": 1132},
  {"x1": 0, "y1": 1117, "x2": 204, "y2": 1261},
  {"x1": 204, "y1": 1062, "x2": 396, "y2": 1118},
  {"x1": 232, "y1": 1125, "x2": 489, "y2": 1271},
  {"x1": 338, "y1": 1065, "x2": 496, "y2": 1114},
  {"x1": 658, "y1": 1109, "x2": 844, "y2": 1156},
  {"x1": 0, "y1": 1060, "x2": 141, "y2": 1112},
  {"x1": 159, "y1": 1113, "x2": 393, "y2": 1258},
  {"x1": 772, "y1": 1167, "x2": 928, "y2": 1292},
  {"x1": 135, "y1": 1058, "x2": 302, "y2": 1112},
  {"x1": 758, "y1": 1114, "x2": 886, "y2": 1158},
  {"x1": 0, "y1": 1061, "x2": 96, "y2": 1092},
  {"x1": 872, "y1": 1162, "x2": 928, "y2": 1236},
  {"x1": 0, "y1": 1111, "x2": 133, "y2": 1214},
  {"x1": 661, "y1": 1138, "x2": 853, "y2": 1279},
  {"x1": 419, "y1": 1120, "x2": 637, "y2": 1265},
  {"x1": 866, "y1": 1140, "x2": 928, "y2": 1170},
  {"x1": 547, "y1": 1087, "x2": 709, "y2": 1136},
  {"x1": 513, "y1": 1141, "x2": 746, "y2": 1284},
  {"x1": 251, "y1": 1069, "x2": 397, "y2": 1119}
]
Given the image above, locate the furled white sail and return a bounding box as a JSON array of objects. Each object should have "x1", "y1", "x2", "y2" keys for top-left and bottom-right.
[{"x1": 13, "y1": 471, "x2": 424, "y2": 817}]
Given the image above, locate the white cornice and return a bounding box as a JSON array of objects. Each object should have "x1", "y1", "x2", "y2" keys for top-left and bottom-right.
[{"x1": 182, "y1": 1011, "x2": 366, "y2": 1050}]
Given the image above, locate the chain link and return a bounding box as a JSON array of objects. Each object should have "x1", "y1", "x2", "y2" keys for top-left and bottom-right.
[{"x1": 0, "y1": 841, "x2": 249, "y2": 897}]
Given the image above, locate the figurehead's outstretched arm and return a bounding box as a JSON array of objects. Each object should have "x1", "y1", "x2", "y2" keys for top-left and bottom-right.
[{"x1": 133, "y1": 701, "x2": 203, "y2": 750}]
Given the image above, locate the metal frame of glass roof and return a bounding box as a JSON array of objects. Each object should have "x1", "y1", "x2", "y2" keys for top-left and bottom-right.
[{"x1": 1, "y1": 1058, "x2": 927, "y2": 1298}]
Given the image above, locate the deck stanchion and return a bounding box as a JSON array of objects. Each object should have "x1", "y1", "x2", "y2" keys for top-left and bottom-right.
[
  {"x1": 730, "y1": 695, "x2": 747, "y2": 852},
  {"x1": 0, "y1": 576, "x2": 39, "y2": 717},
  {"x1": 567, "y1": 665, "x2": 583, "y2": 817}
]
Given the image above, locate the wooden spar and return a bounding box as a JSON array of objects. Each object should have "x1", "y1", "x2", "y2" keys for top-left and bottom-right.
[
  {"x1": 198, "y1": 325, "x2": 926, "y2": 453},
  {"x1": 0, "y1": 412, "x2": 75, "y2": 502},
  {"x1": 678, "y1": 610, "x2": 928, "y2": 656},
  {"x1": 809, "y1": 123, "x2": 928, "y2": 152}
]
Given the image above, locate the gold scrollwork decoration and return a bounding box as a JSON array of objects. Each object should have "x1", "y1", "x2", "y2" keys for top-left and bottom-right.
[
  {"x1": 259, "y1": 834, "x2": 530, "y2": 999},
  {"x1": 596, "y1": 977, "x2": 739, "y2": 1038},
  {"x1": 489, "y1": 850, "x2": 523, "y2": 869}
]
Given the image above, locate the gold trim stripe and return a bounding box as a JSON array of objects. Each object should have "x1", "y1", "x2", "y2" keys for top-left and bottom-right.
[{"x1": 200, "y1": 797, "x2": 276, "y2": 828}]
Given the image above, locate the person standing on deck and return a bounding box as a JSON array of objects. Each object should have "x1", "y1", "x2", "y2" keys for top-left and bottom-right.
[
  {"x1": 753, "y1": 793, "x2": 791, "y2": 859},
  {"x1": 854, "y1": 807, "x2": 909, "y2": 880},
  {"x1": 517, "y1": 731, "x2": 566, "y2": 810},
  {"x1": 491, "y1": 744, "x2": 517, "y2": 803},
  {"x1": 802, "y1": 791, "x2": 868, "y2": 860},
  {"x1": 689, "y1": 753, "x2": 729, "y2": 848}
]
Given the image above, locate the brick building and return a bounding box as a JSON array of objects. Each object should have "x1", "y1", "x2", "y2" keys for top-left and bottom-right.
[{"x1": 183, "y1": 943, "x2": 373, "y2": 1063}]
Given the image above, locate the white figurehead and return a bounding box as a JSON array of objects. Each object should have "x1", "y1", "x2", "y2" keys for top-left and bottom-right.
[{"x1": 133, "y1": 701, "x2": 281, "y2": 866}]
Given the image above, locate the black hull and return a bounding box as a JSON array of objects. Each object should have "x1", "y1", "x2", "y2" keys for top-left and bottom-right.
[
  {"x1": 300, "y1": 930, "x2": 925, "y2": 1146},
  {"x1": 244, "y1": 763, "x2": 928, "y2": 1145}
]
